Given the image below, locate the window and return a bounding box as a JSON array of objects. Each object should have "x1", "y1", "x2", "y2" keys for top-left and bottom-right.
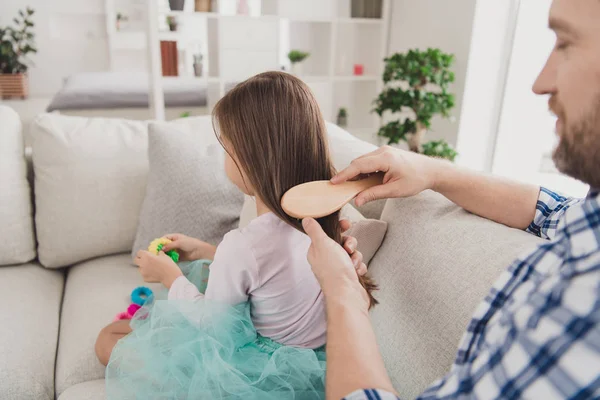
[{"x1": 492, "y1": 0, "x2": 589, "y2": 197}]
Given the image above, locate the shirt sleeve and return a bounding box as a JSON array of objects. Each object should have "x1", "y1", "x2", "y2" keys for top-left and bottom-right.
[
  {"x1": 343, "y1": 389, "x2": 400, "y2": 400},
  {"x1": 168, "y1": 230, "x2": 259, "y2": 304},
  {"x1": 526, "y1": 187, "x2": 582, "y2": 240},
  {"x1": 203, "y1": 229, "x2": 259, "y2": 305}
]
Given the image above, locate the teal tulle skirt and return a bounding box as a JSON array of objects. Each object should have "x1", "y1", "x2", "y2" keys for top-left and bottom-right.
[{"x1": 105, "y1": 260, "x2": 326, "y2": 399}]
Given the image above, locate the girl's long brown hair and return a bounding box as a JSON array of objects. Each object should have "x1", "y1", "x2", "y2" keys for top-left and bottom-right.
[{"x1": 213, "y1": 71, "x2": 377, "y2": 308}]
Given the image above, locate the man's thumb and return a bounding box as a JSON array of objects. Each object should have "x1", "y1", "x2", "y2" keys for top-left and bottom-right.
[
  {"x1": 302, "y1": 218, "x2": 327, "y2": 242},
  {"x1": 355, "y1": 185, "x2": 393, "y2": 207}
]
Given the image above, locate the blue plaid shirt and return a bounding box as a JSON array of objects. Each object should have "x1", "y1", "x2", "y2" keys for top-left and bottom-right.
[{"x1": 344, "y1": 187, "x2": 600, "y2": 400}]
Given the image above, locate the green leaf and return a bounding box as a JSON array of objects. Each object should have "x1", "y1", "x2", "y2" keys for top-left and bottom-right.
[{"x1": 421, "y1": 140, "x2": 458, "y2": 161}]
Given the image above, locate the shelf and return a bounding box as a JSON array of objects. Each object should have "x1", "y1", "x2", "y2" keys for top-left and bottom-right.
[
  {"x1": 110, "y1": 31, "x2": 146, "y2": 50},
  {"x1": 297, "y1": 75, "x2": 330, "y2": 82},
  {"x1": 162, "y1": 76, "x2": 221, "y2": 83},
  {"x1": 163, "y1": 11, "x2": 219, "y2": 19},
  {"x1": 158, "y1": 31, "x2": 187, "y2": 41},
  {"x1": 334, "y1": 75, "x2": 379, "y2": 82},
  {"x1": 337, "y1": 17, "x2": 383, "y2": 25}
]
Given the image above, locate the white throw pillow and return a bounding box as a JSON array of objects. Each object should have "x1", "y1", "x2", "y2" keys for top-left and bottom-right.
[
  {"x1": 0, "y1": 106, "x2": 36, "y2": 265},
  {"x1": 131, "y1": 122, "x2": 244, "y2": 258},
  {"x1": 31, "y1": 114, "x2": 149, "y2": 268},
  {"x1": 31, "y1": 115, "x2": 222, "y2": 269}
]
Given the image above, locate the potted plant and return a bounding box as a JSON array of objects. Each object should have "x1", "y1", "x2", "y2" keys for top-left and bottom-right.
[
  {"x1": 0, "y1": 7, "x2": 36, "y2": 99},
  {"x1": 193, "y1": 53, "x2": 203, "y2": 77},
  {"x1": 287, "y1": 50, "x2": 309, "y2": 76},
  {"x1": 166, "y1": 16, "x2": 178, "y2": 32},
  {"x1": 374, "y1": 48, "x2": 457, "y2": 161},
  {"x1": 337, "y1": 108, "x2": 348, "y2": 127},
  {"x1": 116, "y1": 13, "x2": 128, "y2": 31}
]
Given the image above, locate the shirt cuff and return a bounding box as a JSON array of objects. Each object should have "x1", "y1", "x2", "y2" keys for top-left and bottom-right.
[
  {"x1": 342, "y1": 389, "x2": 400, "y2": 400},
  {"x1": 168, "y1": 275, "x2": 198, "y2": 300}
]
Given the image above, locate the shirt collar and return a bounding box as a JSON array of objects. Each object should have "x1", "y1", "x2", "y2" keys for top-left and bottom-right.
[{"x1": 558, "y1": 193, "x2": 600, "y2": 260}]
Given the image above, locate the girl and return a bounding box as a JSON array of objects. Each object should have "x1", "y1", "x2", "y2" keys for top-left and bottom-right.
[{"x1": 97, "y1": 71, "x2": 377, "y2": 399}]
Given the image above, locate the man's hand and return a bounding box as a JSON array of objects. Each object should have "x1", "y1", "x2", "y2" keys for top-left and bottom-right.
[
  {"x1": 332, "y1": 146, "x2": 443, "y2": 206},
  {"x1": 134, "y1": 250, "x2": 182, "y2": 288},
  {"x1": 303, "y1": 218, "x2": 369, "y2": 308},
  {"x1": 340, "y1": 219, "x2": 367, "y2": 276}
]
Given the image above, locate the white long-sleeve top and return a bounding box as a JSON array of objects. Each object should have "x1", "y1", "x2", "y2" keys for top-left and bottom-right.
[{"x1": 168, "y1": 212, "x2": 327, "y2": 349}]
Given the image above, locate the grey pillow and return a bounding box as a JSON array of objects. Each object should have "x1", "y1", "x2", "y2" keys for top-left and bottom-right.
[{"x1": 131, "y1": 123, "x2": 244, "y2": 259}]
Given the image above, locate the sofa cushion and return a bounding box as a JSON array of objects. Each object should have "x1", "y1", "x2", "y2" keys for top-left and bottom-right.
[
  {"x1": 369, "y1": 191, "x2": 544, "y2": 399},
  {"x1": 31, "y1": 114, "x2": 150, "y2": 268},
  {"x1": 0, "y1": 106, "x2": 36, "y2": 265},
  {"x1": 57, "y1": 380, "x2": 105, "y2": 400},
  {"x1": 55, "y1": 254, "x2": 163, "y2": 396},
  {"x1": 0, "y1": 263, "x2": 64, "y2": 400},
  {"x1": 131, "y1": 122, "x2": 244, "y2": 258},
  {"x1": 30, "y1": 114, "x2": 225, "y2": 269}
]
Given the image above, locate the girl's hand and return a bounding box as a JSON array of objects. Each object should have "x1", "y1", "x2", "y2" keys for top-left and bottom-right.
[
  {"x1": 161, "y1": 233, "x2": 217, "y2": 261},
  {"x1": 134, "y1": 250, "x2": 183, "y2": 288}
]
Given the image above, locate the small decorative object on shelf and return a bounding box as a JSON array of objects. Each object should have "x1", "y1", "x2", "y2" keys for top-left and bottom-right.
[
  {"x1": 193, "y1": 53, "x2": 203, "y2": 77},
  {"x1": 166, "y1": 16, "x2": 178, "y2": 32},
  {"x1": 288, "y1": 50, "x2": 310, "y2": 76},
  {"x1": 337, "y1": 108, "x2": 348, "y2": 128},
  {"x1": 116, "y1": 12, "x2": 128, "y2": 31},
  {"x1": 374, "y1": 48, "x2": 457, "y2": 161},
  {"x1": 351, "y1": 0, "x2": 382, "y2": 18},
  {"x1": 353, "y1": 64, "x2": 364, "y2": 76},
  {"x1": 237, "y1": 0, "x2": 249, "y2": 15},
  {"x1": 195, "y1": 0, "x2": 211, "y2": 12},
  {"x1": 169, "y1": 0, "x2": 185, "y2": 11},
  {"x1": 0, "y1": 7, "x2": 36, "y2": 100}
]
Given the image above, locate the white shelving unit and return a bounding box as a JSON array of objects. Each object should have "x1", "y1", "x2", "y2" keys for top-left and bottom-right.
[
  {"x1": 105, "y1": 0, "x2": 149, "y2": 70},
  {"x1": 144, "y1": 0, "x2": 391, "y2": 143}
]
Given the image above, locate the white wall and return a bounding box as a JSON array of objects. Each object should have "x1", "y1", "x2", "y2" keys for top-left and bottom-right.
[
  {"x1": 387, "y1": 0, "x2": 477, "y2": 146},
  {"x1": 0, "y1": 0, "x2": 110, "y2": 96}
]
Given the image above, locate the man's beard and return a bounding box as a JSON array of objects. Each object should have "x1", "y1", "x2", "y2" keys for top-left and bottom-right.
[{"x1": 551, "y1": 94, "x2": 600, "y2": 189}]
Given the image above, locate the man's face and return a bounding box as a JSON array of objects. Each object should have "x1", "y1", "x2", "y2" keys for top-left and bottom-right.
[{"x1": 533, "y1": 0, "x2": 600, "y2": 188}]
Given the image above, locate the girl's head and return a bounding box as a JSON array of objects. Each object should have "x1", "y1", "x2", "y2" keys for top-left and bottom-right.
[{"x1": 213, "y1": 71, "x2": 377, "y2": 307}]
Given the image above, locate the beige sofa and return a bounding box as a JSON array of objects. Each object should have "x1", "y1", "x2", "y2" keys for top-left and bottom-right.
[{"x1": 0, "y1": 105, "x2": 543, "y2": 400}]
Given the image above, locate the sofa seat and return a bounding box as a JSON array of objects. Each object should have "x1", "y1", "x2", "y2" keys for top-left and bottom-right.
[
  {"x1": 55, "y1": 254, "x2": 162, "y2": 397},
  {"x1": 0, "y1": 263, "x2": 64, "y2": 400},
  {"x1": 57, "y1": 379, "x2": 106, "y2": 400}
]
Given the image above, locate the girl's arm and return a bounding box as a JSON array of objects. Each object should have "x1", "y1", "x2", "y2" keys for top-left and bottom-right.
[{"x1": 168, "y1": 230, "x2": 258, "y2": 303}]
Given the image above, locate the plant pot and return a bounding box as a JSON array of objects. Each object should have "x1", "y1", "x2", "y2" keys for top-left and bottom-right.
[
  {"x1": 169, "y1": 0, "x2": 185, "y2": 11},
  {"x1": 168, "y1": 23, "x2": 178, "y2": 32},
  {"x1": 0, "y1": 73, "x2": 29, "y2": 99},
  {"x1": 407, "y1": 126, "x2": 427, "y2": 153},
  {"x1": 291, "y1": 63, "x2": 303, "y2": 76},
  {"x1": 195, "y1": 0, "x2": 211, "y2": 12},
  {"x1": 193, "y1": 62, "x2": 203, "y2": 77},
  {"x1": 337, "y1": 115, "x2": 348, "y2": 128}
]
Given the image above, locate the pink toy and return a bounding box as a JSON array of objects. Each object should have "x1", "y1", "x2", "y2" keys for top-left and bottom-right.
[
  {"x1": 128, "y1": 303, "x2": 141, "y2": 317},
  {"x1": 113, "y1": 303, "x2": 143, "y2": 322},
  {"x1": 114, "y1": 311, "x2": 131, "y2": 322}
]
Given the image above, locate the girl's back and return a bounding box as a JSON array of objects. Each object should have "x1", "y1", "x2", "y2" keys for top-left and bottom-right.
[{"x1": 233, "y1": 212, "x2": 326, "y2": 348}]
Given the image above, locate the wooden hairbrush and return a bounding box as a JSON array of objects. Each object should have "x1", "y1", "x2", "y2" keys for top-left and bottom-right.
[{"x1": 281, "y1": 174, "x2": 383, "y2": 219}]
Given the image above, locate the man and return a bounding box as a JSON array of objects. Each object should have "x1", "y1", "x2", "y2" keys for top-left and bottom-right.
[{"x1": 303, "y1": 1, "x2": 600, "y2": 398}]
